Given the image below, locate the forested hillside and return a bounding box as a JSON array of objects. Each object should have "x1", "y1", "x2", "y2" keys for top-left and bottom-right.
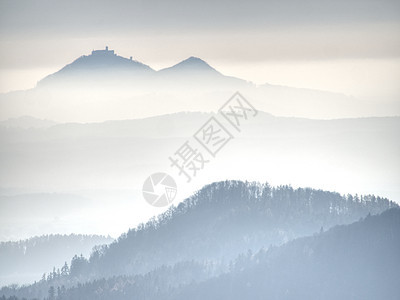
[
  {"x1": 81, "y1": 181, "x2": 394, "y2": 278},
  {"x1": 2, "y1": 208, "x2": 398, "y2": 300},
  {"x1": 1, "y1": 181, "x2": 396, "y2": 299}
]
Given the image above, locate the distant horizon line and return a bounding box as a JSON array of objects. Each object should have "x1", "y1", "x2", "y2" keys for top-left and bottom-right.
[{"x1": 1, "y1": 111, "x2": 399, "y2": 127}]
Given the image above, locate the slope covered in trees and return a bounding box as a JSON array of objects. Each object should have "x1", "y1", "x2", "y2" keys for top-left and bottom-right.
[
  {"x1": 3, "y1": 207, "x2": 398, "y2": 300},
  {"x1": 78, "y1": 181, "x2": 395, "y2": 278},
  {"x1": 0, "y1": 181, "x2": 396, "y2": 299}
]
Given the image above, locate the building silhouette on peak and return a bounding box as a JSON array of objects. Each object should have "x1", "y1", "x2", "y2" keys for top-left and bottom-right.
[{"x1": 91, "y1": 46, "x2": 115, "y2": 56}]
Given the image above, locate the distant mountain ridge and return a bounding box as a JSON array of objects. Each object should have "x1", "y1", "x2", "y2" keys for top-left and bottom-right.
[
  {"x1": 37, "y1": 47, "x2": 242, "y2": 88},
  {"x1": 1, "y1": 46, "x2": 398, "y2": 120},
  {"x1": 0, "y1": 116, "x2": 57, "y2": 129}
]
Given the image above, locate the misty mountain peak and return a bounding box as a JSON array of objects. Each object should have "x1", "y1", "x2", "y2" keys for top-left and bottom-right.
[
  {"x1": 62, "y1": 47, "x2": 153, "y2": 71},
  {"x1": 37, "y1": 46, "x2": 154, "y2": 87},
  {"x1": 183, "y1": 56, "x2": 212, "y2": 66},
  {"x1": 32, "y1": 47, "x2": 247, "y2": 89},
  {"x1": 159, "y1": 56, "x2": 220, "y2": 74}
]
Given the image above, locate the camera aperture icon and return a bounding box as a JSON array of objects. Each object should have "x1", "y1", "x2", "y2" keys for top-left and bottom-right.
[{"x1": 142, "y1": 172, "x2": 177, "y2": 207}]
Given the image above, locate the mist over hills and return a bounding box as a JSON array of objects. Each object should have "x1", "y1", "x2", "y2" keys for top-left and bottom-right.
[
  {"x1": 0, "y1": 46, "x2": 398, "y2": 299},
  {"x1": 1, "y1": 47, "x2": 397, "y2": 121},
  {"x1": 1, "y1": 0, "x2": 399, "y2": 297},
  {"x1": 0, "y1": 112, "x2": 398, "y2": 242},
  {"x1": 0, "y1": 181, "x2": 397, "y2": 299},
  {"x1": 0, "y1": 234, "x2": 113, "y2": 287}
]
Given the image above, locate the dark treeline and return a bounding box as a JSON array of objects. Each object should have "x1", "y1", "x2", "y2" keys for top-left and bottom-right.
[{"x1": 0, "y1": 181, "x2": 397, "y2": 299}]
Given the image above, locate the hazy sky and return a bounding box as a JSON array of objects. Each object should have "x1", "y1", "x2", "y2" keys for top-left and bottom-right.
[{"x1": 0, "y1": 0, "x2": 399, "y2": 98}]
